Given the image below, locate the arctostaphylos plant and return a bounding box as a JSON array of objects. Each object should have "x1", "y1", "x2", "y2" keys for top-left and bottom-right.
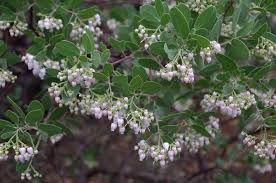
[{"x1": 0, "y1": 0, "x2": 275, "y2": 181}]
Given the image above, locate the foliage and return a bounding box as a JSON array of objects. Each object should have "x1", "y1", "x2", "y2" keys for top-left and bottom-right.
[{"x1": 0, "y1": 0, "x2": 275, "y2": 181}]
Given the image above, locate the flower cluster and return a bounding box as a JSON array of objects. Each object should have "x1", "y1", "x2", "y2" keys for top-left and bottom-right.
[
  {"x1": 252, "y1": 89, "x2": 276, "y2": 108},
  {"x1": 20, "y1": 168, "x2": 42, "y2": 181},
  {"x1": 187, "y1": 0, "x2": 218, "y2": 13},
  {"x1": 156, "y1": 62, "x2": 194, "y2": 83},
  {"x1": 0, "y1": 69, "x2": 17, "y2": 88},
  {"x1": 48, "y1": 83, "x2": 63, "y2": 105},
  {"x1": 135, "y1": 25, "x2": 161, "y2": 50},
  {"x1": 50, "y1": 134, "x2": 64, "y2": 144},
  {"x1": 184, "y1": 116, "x2": 219, "y2": 153},
  {"x1": 134, "y1": 138, "x2": 183, "y2": 166},
  {"x1": 253, "y1": 37, "x2": 276, "y2": 61},
  {"x1": 9, "y1": 21, "x2": 28, "y2": 37},
  {"x1": 38, "y1": 17, "x2": 63, "y2": 32},
  {"x1": 0, "y1": 21, "x2": 10, "y2": 30},
  {"x1": 254, "y1": 163, "x2": 272, "y2": 174},
  {"x1": 221, "y1": 21, "x2": 241, "y2": 37},
  {"x1": 241, "y1": 132, "x2": 276, "y2": 160},
  {"x1": 70, "y1": 14, "x2": 103, "y2": 48},
  {"x1": 200, "y1": 41, "x2": 223, "y2": 63},
  {"x1": 14, "y1": 146, "x2": 38, "y2": 163},
  {"x1": 0, "y1": 143, "x2": 9, "y2": 161},
  {"x1": 135, "y1": 116, "x2": 219, "y2": 166},
  {"x1": 201, "y1": 91, "x2": 256, "y2": 118},
  {"x1": 155, "y1": 51, "x2": 195, "y2": 83},
  {"x1": 107, "y1": 19, "x2": 119, "y2": 31},
  {"x1": 57, "y1": 68, "x2": 96, "y2": 87},
  {"x1": 43, "y1": 59, "x2": 64, "y2": 70},
  {"x1": 21, "y1": 53, "x2": 46, "y2": 79}
]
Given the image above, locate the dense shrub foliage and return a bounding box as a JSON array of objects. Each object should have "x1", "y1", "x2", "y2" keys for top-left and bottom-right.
[{"x1": 0, "y1": 0, "x2": 275, "y2": 181}]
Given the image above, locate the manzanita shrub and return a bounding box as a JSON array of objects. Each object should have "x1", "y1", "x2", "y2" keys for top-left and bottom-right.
[{"x1": 0, "y1": 0, "x2": 275, "y2": 181}]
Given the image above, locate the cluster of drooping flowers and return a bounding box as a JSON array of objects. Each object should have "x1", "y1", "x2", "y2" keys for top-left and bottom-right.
[
  {"x1": 107, "y1": 19, "x2": 119, "y2": 31},
  {"x1": 50, "y1": 134, "x2": 64, "y2": 144},
  {"x1": 135, "y1": 25, "x2": 161, "y2": 50},
  {"x1": 251, "y1": 89, "x2": 276, "y2": 108},
  {"x1": 134, "y1": 116, "x2": 219, "y2": 166},
  {"x1": 221, "y1": 21, "x2": 241, "y2": 37},
  {"x1": 0, "y1": 69, "x2": 17, "y2": 88},
  {"x1": 200, "y1": 41, "x2": 223, "y2": 63},
  {"x1": 14, "y1": 146, "x2": 38, "y2": 163},
  {"x1": 155, "y1": 51, "x2": 195, "y2": 83},
  {"x1": 38, "y1": 17, "x2": 63, "y2": 32},
  {"x1": 57, "y1": 67, "x2": 96, "y2": 87},
  {"x1": 134, "y1": 137, "x2": 183, "y2": 166},
  {"x1": 43, "y1": 59, "x2": 64, "y2": 70},
  {"x1": 241, "y1": 132, "x2": 276, "y2": 160},
  {"x1": 107, "y1": 18, "x2": 120, "y2": 38},
  {"x1": 253, "y1": 37, "x2": 276, "y2": 61},
  {"x1": 20, "y1": 168, "x2": 42, "y2": 181},
  {"x1": 184, "y1": 116, "x2": 219, "y2": 153},
  {"x1": 201, "y1": 91, "x2": 256, "y2": 118},
  {"x1": 48, "y1": 83, "x2": 63, "y2": 105},
  {"x1": 70, "y1": 14, "x2": 103, "y2": 48},
  {"x1": 8, "y1": 21, "x2": 28, "y2": 37},
  {"x1": 0, "y1": 143, "x2": 9, "y2": 161},
  {"x1": 21, "y1": 53, "x2": 46, "y2": 79},
  {"x1": 0, "y1": 21, "x2": 10, "y2": 30},
  {"x1": 186, "y1": 0, "x2": 218, "y2": 13},
  {"x1": 127, "y1": 109, "x2": 155, "y2": 134},
  {"x1": 254, "y1": 163, "x2": 273, "y2": 174}
]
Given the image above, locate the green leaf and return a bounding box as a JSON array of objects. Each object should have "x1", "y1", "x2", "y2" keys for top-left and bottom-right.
[
  {"x1": 191, "y1": 124, "x2": 211, "y2": 138},
  {"x1": 253, "y1": 63, "x2": 272, "y2": 80},
  {"x1": 54, "y1": 40, "x2": 80, "y2": 57},
  {"x1": 113, "y1": 75, "x2": 129, "y2": 96},
  {"x1": 130, "y1": 75, "x2": 143, "y2": 92},
  {"x1": 194, "y1": 6, "x2": 217, "y2": 30},
  {"x1": 48, "y1": 107, "x2": 67, "y2": 121},
  {"x1": 227, "y1": 39, "x2": 250, "y2": 60},
  {"x1": 216, "y1": 54, "x2": 238, "y2": 72},
  {"x1": 149, "y1": 41, "x2": 167, "y2": 58},
  {"x1": 192, "y1": 34, "x2": 210, "y2": 48},
  {"x1": 161, "y1": 13, "x2": 170, "y2": 26},
  {"x1": 155, "y1": 0, "x2": 164, "y2": 16},
  {"x1": 1, "y1": 131, "x2": 15, "y2": 139},
  {"x1": 160, "y1": 111, "x2": 192, "y2": 121},
  {"x1": 138, "y1": 58, "x2": 161, "y2": 70},
  {"x1": 263, "y1": 32, "x2": 276, "y2": 43},
  {"x1": 38, "y1": 124, "x2": 62, "y2": 136},
  {"x1": 132, "y1": 65, "x2": 148, "y2": 81},
  {"x1": 109, "y1": 37, "x2": 126, "y2": 52},
  {"x1": 28, "y1": 100, "x2": 45, "y2": 115},
  {"x1": 7, "y1": 96, "x2": 25, "y2": 119},
  {"x1": 0, "y1": 119, "x2": 14, "y2": 128},
  {"x1": 140, "y1": 4, "x2": 160, "y2": 23},
  {"x1": 78, "y1": 6, "x2": 98, "y2": 19},
  {"x1": 170, "y1": 7, "x2": 190, "y2": 39},
  {"x1": 0, "y1": 40, "x2": 7, "y2": 56},
  {"x1": 142, "y1": 81, "x2": 161, "y2": 94},
  {"x1": 4, "y1": 110, "x2": 19, "y2": 124},
  {"x1": 103, "y1": 63, "x2": 113, "y2": 76},
  {"x1": 253, "y1": 23, "x2": 268, "y2": 38},
  {"x1": 16, "y1": 162, "x2": 29, "y2": 173},
  {"x1": 25, "y1": 109, "x2": 43, "y2": 126},
  {"x1": 210, "y1": 18, "x2": 222, "y2": 41},
  {"x1": 269, "y1": 78, "x2": 276, "y2": 88},
  {"x1": 81, "y1": 30, "x2": 95, "y2": 53},
  {"x1": 94, "y1": 72, "x2": 108, "y2": 81}
]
